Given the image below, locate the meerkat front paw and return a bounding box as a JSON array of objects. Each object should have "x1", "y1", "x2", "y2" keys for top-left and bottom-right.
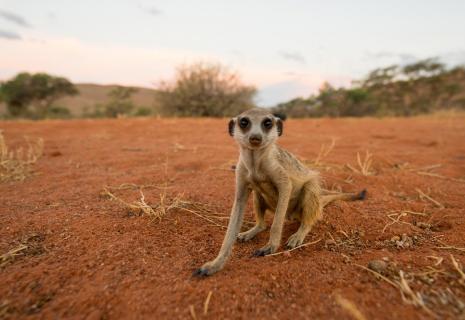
[
  {"x1": 286, "y1": 232, "x2": 305, "y2": 249},
  {"x1": 192, "y1": 261, "x2": 221, "y2": 277},
  {"x1": 253, "y1": 243, "x2": 278, "y2": 257}
]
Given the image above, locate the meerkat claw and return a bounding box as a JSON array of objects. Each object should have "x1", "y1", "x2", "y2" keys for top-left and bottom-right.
[{"x1": 192, "y1": 268, "x2": 210, "y2": 277}]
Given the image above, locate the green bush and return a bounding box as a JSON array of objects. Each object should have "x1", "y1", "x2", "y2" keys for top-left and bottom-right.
[
  {"x1": 0, "y1": 72, "x2": 77, "y2": 118},
  {"x1": 133, "y1": 107, "x2": 153, "y2": 117}
]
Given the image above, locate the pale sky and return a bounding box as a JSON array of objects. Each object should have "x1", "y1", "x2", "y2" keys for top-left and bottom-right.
[{"x1": 1, "y1": 0, "x2": 465, "y2": 106}]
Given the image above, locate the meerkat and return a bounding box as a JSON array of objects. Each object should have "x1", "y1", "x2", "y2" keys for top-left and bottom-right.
[{"x1": 194, "y1": 108, "x2": 366, "y2": 276}]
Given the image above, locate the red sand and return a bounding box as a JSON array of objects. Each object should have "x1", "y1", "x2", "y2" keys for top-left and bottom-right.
[{"x1": 1, "y1": 117, "x2": 464, "y2": 319}]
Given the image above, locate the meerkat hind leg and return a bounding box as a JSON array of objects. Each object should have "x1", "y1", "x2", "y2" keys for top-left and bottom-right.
[
  {"x1": 238, "y1": 191, "x2": 267, "y2": 242},
  {"x1": 286, "y1": 183, "x2": 321, "y2": 249}
]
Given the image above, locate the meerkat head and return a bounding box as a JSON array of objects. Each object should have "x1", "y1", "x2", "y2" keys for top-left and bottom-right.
[{"x1": 228, "y1": 108, "x2": 283, "y2": 150}]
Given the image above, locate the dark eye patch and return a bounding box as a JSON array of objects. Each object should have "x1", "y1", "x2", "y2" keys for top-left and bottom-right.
[
  {"x1": 239, "y1": 117, "x2": 250, "y2": 129},
  {"x1": 262, "y1": 118, "x2": 273, "y2": 130}
]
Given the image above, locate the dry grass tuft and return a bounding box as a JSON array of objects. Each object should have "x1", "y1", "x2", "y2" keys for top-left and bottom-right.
[
  {"x1": 1, "y1": 233, "x2": 46, "y2": 268},
  {"x1": 312, "y1": 138, "x2": 336, "y2": 166},
  {"x1": 356, "y1": 257, "x2": 465, "y2": 318},
  {"x1": 0, "y1": 244, "x2": 28, "y2": 267},
  {"x1": 346, "y1": 151, "x2": 374, "y2": 176},
  {"x1": 101, "y1": 184, "x2": 241, "y2": 228},
  {"x1": 102, "y1": 187, "x2": 212, "y2": 222},
  {"x1": 335, "y1": 294, "x2": 367, "y2": 320},
  {"x1": 0, "y1": 131, "x2": 43, "y2": 182}
]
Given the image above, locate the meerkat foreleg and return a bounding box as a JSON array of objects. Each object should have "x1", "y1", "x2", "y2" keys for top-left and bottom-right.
[
  {"x1": 237, "y1": 191, "x2": 267, "y2": 242},
  {"x1": 194, "y1": 180, "x2": 250, "y2": 276},
  {"x1": 254, "y1": 182, "x2": 291, "y2": 256},
  {"x1": 286, "y1": 181, "x2": 322, "y2": 248}
]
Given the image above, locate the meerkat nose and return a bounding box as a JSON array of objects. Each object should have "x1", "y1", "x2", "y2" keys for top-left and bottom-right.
[{"x1": 249, "y1": 134, "x2": 262, "y2": 145}]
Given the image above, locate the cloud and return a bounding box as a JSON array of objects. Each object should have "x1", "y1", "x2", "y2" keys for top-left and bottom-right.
[
  {"x1": 0, "y1": 29, "x2": 21, "y2": 40},
  {"x1": 279, "y1": 51, "x2": 306, "y2": 64},
  {"x1": 0, "y1": 9, "x2": 31, "y2": 27}
]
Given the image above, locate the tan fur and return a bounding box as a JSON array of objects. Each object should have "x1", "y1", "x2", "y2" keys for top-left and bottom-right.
[{"x1": 194, "y1": 108, "x2": 365, "y2": 276}]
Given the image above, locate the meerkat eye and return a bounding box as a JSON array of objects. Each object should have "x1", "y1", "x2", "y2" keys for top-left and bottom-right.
[
  {"x1": 239, "y1": 117, "x2": 249, "y2": 129},
  {"x1": 262, "y1": 118, "x2": 273, "y2": 130}
]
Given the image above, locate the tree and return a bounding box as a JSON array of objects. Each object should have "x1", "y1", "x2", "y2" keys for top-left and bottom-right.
[
  {"x1": 0, "y1": 72, "x2": 78, "y2": 118},
  {"x1": 402, "y1": 58, "x2": 445, "y2": 80},
  {"x1": 103, "y1": 86, "x2": 137, "y2": 117},
  {"x1": 156, "y1": 62, "x2": 256, "y2": 117}
]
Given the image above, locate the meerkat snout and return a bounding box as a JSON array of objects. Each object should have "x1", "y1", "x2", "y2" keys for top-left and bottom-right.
[{"x1": 249, "y1": 134, "x2": 262, "y2": 146}]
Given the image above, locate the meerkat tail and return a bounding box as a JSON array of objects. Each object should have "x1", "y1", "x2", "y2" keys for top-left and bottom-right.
[{"x1": 321, "y1": 189, "x2": 367, "y2": 207}]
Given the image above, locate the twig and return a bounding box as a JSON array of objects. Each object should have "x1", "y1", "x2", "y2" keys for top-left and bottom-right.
[
  {"x1": 426, "y1": 256, "x2": 444, "y2": 267},
  {"x1": 435, "y1": 244, "x2": 465, "y2": 253},
  {"x1": 416, "y1": 171, "x2": 465, "y2": 183},
  {"x1": 416, "y1": 188, "x2": 444, "y2": 209},
  {"x1": 266, "y1": 238, "x2": 321, "y2": 257},
  {"x1": 203, "y1": 291, "x2": 213, "y2": 315},
  {"x1": 407, "y1": 164, "x2": 442, "y2": 172},
  {"x1": 398, "y1": 271, "x2": 435, "y2": 317},
  {"x1": 189, "y1": 305, "x2": 197, "y2": 320},
  {"x1": 178, "y1": 207, "x2": 226, "y2": 228},
  {"x1": 450, "y1": 255, "x2": 465, "y2": 284},
  {"x1": 353, "y1": 263, "x2": 398, "y2": 288},
  {"x1": 335, "y1": 295, "x2": 367, "y2": 320},
  {"x1": 382, "y1": 211, "x2": 414, "y2": 233}
]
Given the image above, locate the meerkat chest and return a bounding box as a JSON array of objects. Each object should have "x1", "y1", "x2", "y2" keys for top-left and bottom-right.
[{"x1": 247, "y1": 172, "x2": 278, "y2": 206}]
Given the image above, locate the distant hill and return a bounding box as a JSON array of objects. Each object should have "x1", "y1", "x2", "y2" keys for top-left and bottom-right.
[{"x1": 0, "y1": 83, "x2": 159, "y2": 116}]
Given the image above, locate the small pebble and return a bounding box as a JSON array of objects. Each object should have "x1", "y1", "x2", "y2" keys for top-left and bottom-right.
[
  {"x1": 368, "y1": 260, "x2": 388, "y2": 273},
  {"x1": 325, "y1": 239, "x2": 336, "y2": 246}
]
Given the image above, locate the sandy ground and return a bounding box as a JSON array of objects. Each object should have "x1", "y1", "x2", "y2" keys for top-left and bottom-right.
[{"x1": 1, "y1": 117, "x2": 465, "y2": 320}]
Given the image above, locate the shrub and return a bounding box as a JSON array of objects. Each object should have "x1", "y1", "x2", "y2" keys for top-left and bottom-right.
[
  {"x1": 0, "y1": 72, "x2": 77, "y2": 118},
  {"x1": 156, "y1": 62, "x2": 256, "y2": 117},
  {"x1": 102, "y1": 86, "x2": 137, "y2": 118},
  {"x1": 133, "y1": 107, "x2": 153, "y2": 117}
]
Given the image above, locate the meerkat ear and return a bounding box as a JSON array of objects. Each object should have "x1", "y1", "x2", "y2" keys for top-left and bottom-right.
[
  {"x1": 272, "y1": 112, "x2": 287, "y2": 121},
  {"x1": 276, "y1": 118, "x2": 283, "y2": 136},
  {"x1": 228, "y1": 118, "x2": 235, "y2": 136}
]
